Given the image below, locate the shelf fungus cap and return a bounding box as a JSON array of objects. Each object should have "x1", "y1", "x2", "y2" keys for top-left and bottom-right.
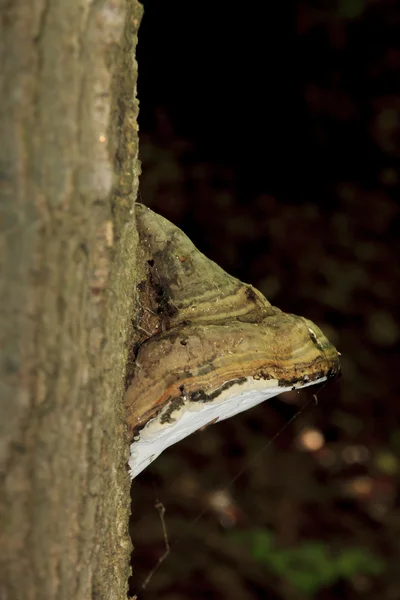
[{"x1": 126, "y1": 205, "x2": 340, "y2": 479}]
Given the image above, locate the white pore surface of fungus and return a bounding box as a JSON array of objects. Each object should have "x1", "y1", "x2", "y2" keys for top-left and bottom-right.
[{"x1": 129, "y1": 375, "x2": 326, "y2": 479}]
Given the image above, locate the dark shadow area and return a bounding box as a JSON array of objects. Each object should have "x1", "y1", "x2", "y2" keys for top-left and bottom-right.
[{"x1": 130, "y1": 1, "x2": 399, "y2": 598}]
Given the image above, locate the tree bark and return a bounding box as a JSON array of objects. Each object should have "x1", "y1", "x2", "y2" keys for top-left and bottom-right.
[{"x1": 0, "y1": 1, "x2": 142, "y2": 599}]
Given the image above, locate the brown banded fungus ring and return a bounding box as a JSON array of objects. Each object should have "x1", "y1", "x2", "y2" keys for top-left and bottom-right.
[{"x1": 125, "y1": 205, "x2": 340, "y2": 479}]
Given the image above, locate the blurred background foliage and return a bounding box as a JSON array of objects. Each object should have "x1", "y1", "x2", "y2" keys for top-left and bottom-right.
[
  {"x1": 129, "y1": 0, "x2": 400, "y2": 598},
  {"x1": 234, "y1": 528, "x2": 384, "y2": 596}
]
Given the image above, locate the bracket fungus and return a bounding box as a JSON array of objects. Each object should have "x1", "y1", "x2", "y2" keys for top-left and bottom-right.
[{"x1": 126, "y1": 205, "x2": 340, "y2": 479}]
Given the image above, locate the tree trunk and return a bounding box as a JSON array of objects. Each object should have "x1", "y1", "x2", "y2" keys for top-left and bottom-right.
[{"x1": 0, "y1": 2, "x2": 142, "y2": 599}]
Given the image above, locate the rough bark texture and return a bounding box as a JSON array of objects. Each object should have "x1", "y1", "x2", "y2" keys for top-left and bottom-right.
[{"x1": 0, "y1": 1, "x2": 143, "y2": 599}]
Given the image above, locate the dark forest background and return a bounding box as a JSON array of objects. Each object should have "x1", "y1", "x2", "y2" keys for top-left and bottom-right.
[{"x1": 130, "y1": 1, "x2": 400, "y2": 598}]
